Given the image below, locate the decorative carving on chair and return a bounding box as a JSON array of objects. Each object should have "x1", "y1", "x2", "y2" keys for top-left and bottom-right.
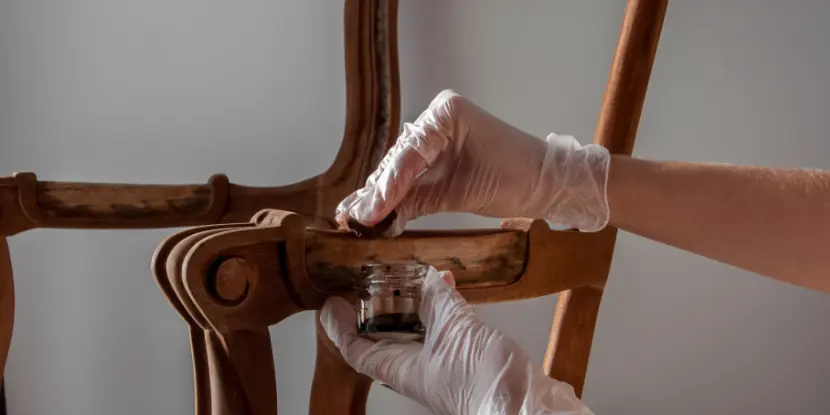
[{"x1": 0, "y1": 0, "x2": 668, "y2": 413}]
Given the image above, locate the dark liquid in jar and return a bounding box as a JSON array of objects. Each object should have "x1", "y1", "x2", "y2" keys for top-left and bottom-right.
[{"x1": 359, "y1": 312, "x2": 424, "y2": 341}]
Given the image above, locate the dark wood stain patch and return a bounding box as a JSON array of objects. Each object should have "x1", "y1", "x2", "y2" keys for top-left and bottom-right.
[
  {"x1": 305, "y1": 230, "x2": 529, "y2": 292},
  {"x1": 35, "y1": 184, "x2": 212, "y2": 220}
]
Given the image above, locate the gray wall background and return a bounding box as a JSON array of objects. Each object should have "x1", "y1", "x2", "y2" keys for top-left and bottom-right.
[{"x1": 2, "y1": 0, "x2": 830, "y2": 414}]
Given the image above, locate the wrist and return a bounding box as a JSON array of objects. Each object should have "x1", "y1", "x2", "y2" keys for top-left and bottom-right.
[
  {"x1": 535, "y1": 135, "x2": 611, "y2": 232},
  {"x1": 606, "y1": 154, "x2": 649, "y2": 230}
]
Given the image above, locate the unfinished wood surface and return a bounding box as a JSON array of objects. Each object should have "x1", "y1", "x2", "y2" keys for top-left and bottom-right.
[
  {"x1": 542, "y1": 0, "x2": 668, "y2": 397},
  {"x1": 201, "y1": 331, "x2": 264, "y2": 415},
  {"x1": 158, "y1": 224, "x2": 296, "y2": 414},
  {"x1": 593, "y1": 0, "x2": 669, "y2": 156},
  {"x1": 220, "y1": 329, "x2": 278, "y2": 414},
  {"x1": 182, "y1": 227, "x2": 301, "y2": 332},
  {"x1": 213, "y1": 257, "x2": 255, "y2": 303},
  {"x1": 151, "y1": 215, "x2": 371, "y2": 415},
  {"x1": 153, "y1": 223, "x2": 252, "y2": 415},
  {"x1": 310, "y1": 312, "x2": 373, "y2": 415},
  {"x1": 542, "y1": 287, "x2": 604, "y2": 397},
  {"x1": 198, "y1": 330, "x2": 275, "y2": 414}
]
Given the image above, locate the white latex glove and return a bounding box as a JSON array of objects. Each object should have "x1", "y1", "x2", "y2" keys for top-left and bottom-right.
[
  {"x1": 336, "y1": 89, "x2": 611, "y2": 236},
  {"x1": 320, "y1": 268, "x2": 594, "y2": 415}
]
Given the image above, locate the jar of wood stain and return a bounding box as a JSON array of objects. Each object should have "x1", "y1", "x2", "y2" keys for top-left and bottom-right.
[{"x1": 357, "y1": 263, "x2": 427, "y2": 341}]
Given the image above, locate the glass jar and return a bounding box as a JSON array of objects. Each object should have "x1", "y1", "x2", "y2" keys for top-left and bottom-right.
[{"x1": 357, "y1": 263, "x2": 427, "y2": 341}]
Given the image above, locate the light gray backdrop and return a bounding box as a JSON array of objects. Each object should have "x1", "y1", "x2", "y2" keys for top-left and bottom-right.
[{"x1": 1, "y1": 1, "x2": 829, "y2": 414}]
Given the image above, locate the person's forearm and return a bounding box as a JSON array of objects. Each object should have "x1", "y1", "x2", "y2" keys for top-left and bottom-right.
[{"x1": 607, "y1": 155, "x2": 830, "y2": 293}]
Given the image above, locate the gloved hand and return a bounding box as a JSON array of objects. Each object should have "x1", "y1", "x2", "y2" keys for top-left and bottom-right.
[
  {"x1": 320, "y1": 267, "x2": 594, "y2": 415},
  {"x1": 335, "y1": 89, "x2": 611, "y2": 236}
]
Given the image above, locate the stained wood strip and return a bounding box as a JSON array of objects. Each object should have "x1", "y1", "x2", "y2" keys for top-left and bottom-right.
[
  {"x1": 304, "y1": 228, "x2": 527, "y2": 292},
  {"x1": 36, "y1": 181, "x2": 214, "y2": 220},
  {"x1": 8, "y1": 172, "x2": 229, "y2": 229}
]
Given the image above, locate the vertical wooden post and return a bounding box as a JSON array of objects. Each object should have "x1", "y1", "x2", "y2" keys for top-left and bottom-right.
[
  {"x1": 543, "y1": 0, "x2": 668, "y2": 397},
  {"x1": 309, "y1": 313, "x2": 373, "y2": 415},
  {"x1": 218, "y1": 329, "x2": 279, "y2": 414}
]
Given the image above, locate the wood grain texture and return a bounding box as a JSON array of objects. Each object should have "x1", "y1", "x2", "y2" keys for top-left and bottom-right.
[
  {"x1": 221, "y1": 329, "x2": 278, "y2": 414},
  {"x1": 213, "y1": 257, "x2": 255, "y2": 303},
  {"x1": 203, "y1": 331, "x2": 256, "y2": 415},
  {"x1": 162, "y1": 215, "x2": 613, "y2": 327},
  {"x1": 459, "y1": 220, "x2": 615, "y2": 304},
  {"x1": 37, "y1": 180, "x2": 215, "y2": 220},
  {"x1": 0, "y1": 0, "x2": 400, "y2": 235},
  {"x1": 309, "y1": 312, "x2": 372, "y2": 415},
  {"x1": 594, "y1": 0, "x2": 668, "y2": 154},
  {"x1": 183, "y1": 228, "x2": 301, "y2": 331},
  {"x1": 302, "y1": 221, "x2": 616, "y2": 305},
  {"x1": 543, "y1": 287, "x2": 604, "y2": 397},
  {"x1": 153, "y1": 223, "x2": 251, "y2": 415},
  {"x1": 9, "y1": 172, "x2": 229, "y2": 231},
  {"x1": 304, "y1": 228, "x2": 527, "y2": 292},
  {"x1": 542, "y1": 0, "x2": 668, "y2": 397},
  {"x1": 159, "y1": 224, "x2": 295, "y2": 414}
]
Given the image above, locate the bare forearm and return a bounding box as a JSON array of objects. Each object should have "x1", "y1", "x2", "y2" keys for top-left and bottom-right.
[{"x1": 608, "y1": 155, "x2": 830, "y2": 293}]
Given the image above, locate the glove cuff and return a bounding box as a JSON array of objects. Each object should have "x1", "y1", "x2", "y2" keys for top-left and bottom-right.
[{"x1": 533, "y1": 133, "x2": 610, "y2": 232}]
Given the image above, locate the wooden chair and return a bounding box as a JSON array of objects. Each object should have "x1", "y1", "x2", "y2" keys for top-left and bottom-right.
[{"x1": 0, "y1": 0, "x2": 668, "y2": 413}]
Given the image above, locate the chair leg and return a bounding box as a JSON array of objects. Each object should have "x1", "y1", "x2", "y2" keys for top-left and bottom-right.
[
  {"x1": 153, "y1": 224, "x2": 253, "y2": 414},
  {"x1": 188, "y1": 327, "x2": 212, "y2": 415},
  {"x1": 543, "y1": 286, "x2": 604, "y2": 398},
  {"x1": 309, "y1": 311, "x2": 372, "y2": 415},
  {"x1": 214, "y1": 329, "x2": 278, "y2": 415}
]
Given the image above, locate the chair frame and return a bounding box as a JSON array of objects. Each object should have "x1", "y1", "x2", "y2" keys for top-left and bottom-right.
[{"x1": 0, "y1": 0, "x2": 668, "y2": 413}]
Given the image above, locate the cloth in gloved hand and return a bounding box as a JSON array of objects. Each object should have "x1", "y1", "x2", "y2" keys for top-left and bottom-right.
[
  {"x1": 320, "y1": 267, "x2": 594, "y2": 415},
  {"x1": 335, "y1": 89, "x2": 611, "y2": 236}
]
